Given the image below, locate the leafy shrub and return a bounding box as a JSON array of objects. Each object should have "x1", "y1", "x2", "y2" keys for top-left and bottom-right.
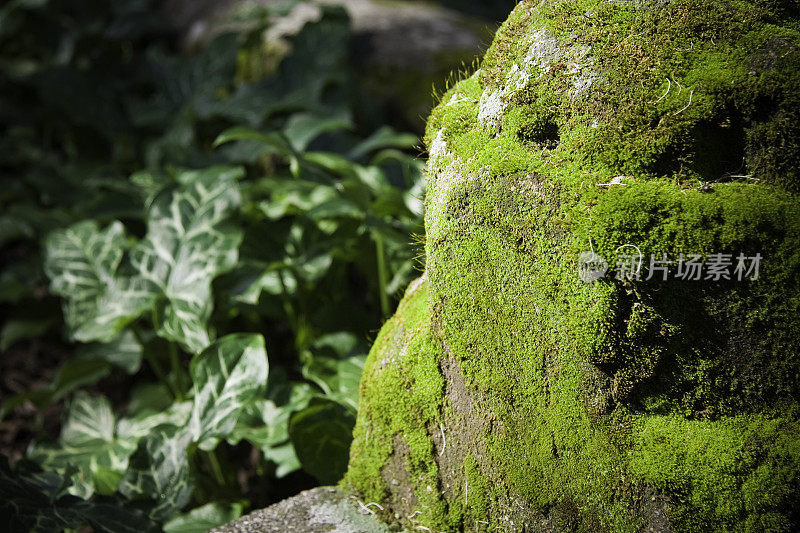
[{"x1": 0, "y1": 0, "x2": 425, "y2": 529}]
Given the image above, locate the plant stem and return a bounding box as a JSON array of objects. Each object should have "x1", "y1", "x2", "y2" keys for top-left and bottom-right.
[
  {"x1": 169, "y1": 342, "x2": 185, "y2": 402},
  {"x1": 204, "y1": 449, "x2": 226, "y2": 486},
  {"x1": 278, "y1": 268, "x2": 298, "y2": 332},
  {"x1": 375, "y1": 232, "x2": 390, "y2": 318},
  {"x1": 132, "y1": 326, "x2": 173, "y2": 394},
  {"x1": 149, "y1": 307, "x2": 185, "y2": 401}
]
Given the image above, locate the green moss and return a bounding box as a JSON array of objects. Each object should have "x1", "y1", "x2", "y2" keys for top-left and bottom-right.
[
  {"x1": 463, "y1": 455, "x2": 489, "y2": 517},
  {"x1": 427, "y1": 0, "x2": 800, "y2": 192},
  {"x1": 571, "y1": 180, "x2": 800, "y2": 413},
  {"x1": 349, "y1": 1, "x2": 800, "y2": 531},
  {"x1": 629, "y1": 411, "x2": 800, "y2": 532},
  {"x1": 342, "y1": 278, "x2": 451, "y2": 527}
]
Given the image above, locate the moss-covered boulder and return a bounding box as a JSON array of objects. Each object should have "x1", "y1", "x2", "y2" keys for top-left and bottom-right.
[{"x1": 344, "y1": 1, "x2": 800, "y2": 531}]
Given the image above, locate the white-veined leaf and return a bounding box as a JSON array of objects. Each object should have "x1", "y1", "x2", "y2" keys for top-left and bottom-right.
[
  {"x1": 227, "y1": 374, "x2": 314, "y2": 479},
  {"x1": 45, "y1": 167, "x2": 245, "y2": 353},
  {"x1": 44, "y1": 221, "x2": 156, "y2": 343},
  {"x1": 116, "y1": 401, "x2": 192, "y2": 441},
  {"x1": 301, "y1": 333, "x2": 365, "y2": 409},
  {"x1": 188, "y1": 334, "x2": 269, "y2": 442},
  {"x1": 61, "y1": 392, "x2": 114, "y2": 444},
  {"x1": 228, "y1": 380, "x2": 315, "y2": 449},
  {"x1": 0, "y1": 456, "x2": 157, "y2": 533},
  {"x1": 257, "y1": 181, "x2": 346, "y2": 220},
  {"x1": 27, "y1": 392, "x2": 137, "y2": 497},
  {"x1": 302, "y1": 355, "x2": 365, "y2": 410},
  {"x1": 69, "y1": 277, "x2": 159, "y2": 343},
  {"x1": 130, "y1": 167, "x2": 244, "y2": 353},
  {"x1": 76, "y1": 330, "x2": 143, "y2": 374},
  {"x1": 118, "y1": 427, "x2": 194, "y2": 522}
]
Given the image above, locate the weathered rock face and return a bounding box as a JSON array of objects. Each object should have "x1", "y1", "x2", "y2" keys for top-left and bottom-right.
[
  {"x1": 345, "y1": 1, "x2": 800, "y2": 531},
  {"x1": 211, "y1": 487, "x2": 391, "y2": 532}
]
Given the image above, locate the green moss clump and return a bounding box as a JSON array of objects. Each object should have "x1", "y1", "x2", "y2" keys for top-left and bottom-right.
[
  {"x1": 343, "y1": 277, "x2": 451, "y2": 526},
  {"x1": 346, "y1": 1, "x2": 800, "y2": 531},
  {"x1": 628, "y1": 411, "x2": 800, "y2": 531}
]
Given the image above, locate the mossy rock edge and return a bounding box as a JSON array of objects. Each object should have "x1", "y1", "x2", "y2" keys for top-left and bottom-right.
[{"x1": 344, "y1": 1, "x2": 800, "y2": 531}]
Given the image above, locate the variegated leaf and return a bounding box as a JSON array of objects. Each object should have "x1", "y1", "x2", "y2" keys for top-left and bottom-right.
[
  {"x1": 189, "y1": 334, "x2": 268, "y2": 443},
  {"x1": 44, "y1": 221, "x2": 156, "y2": 343},
  {"x1": 44, "y1": 167, "x2": 244, "y2": 353},
  {"x1": 61, "y1": 392, "x2": 114, "y2": 444},
  {"x1": 27, "y1": 392, "x2": 137, "y2": 497},
  {"x1": 77, "y1": 330, "x2": 143, "y2": 374},
  {"x1": 119, "y1": 427, "x2": 194, "y2": 522},
  {"x1": 302, "y1": 355, "x2": 365, "y2": 410},
  {"x1": 0, "y1": 456, "x2": 157, "y2": 533},
  {"x1": 116, "y1": 401, "x2": 192, "y2": 441},
  {"x1": 130, "y1": 167, "x2": 244, "y2": 353}
]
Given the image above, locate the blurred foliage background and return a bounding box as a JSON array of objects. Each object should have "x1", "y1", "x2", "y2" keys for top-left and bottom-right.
[{"x1": 0, "y1": 0, "x2": 512, "y2": 530}]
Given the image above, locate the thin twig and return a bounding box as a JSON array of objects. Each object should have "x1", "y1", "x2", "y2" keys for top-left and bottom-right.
[
  {"x1": 672, "y1": 89, "x2": 694, "y2": 116},
  {"x1": 439, "y1": 423, "x2": 446, "y2": 456},
  {"x1": 353, "y1": 499, "x2": 383, "y2": 515},
  {"x1": 597, "y1": 175, "x2": 628, "y2": 187},
  {"x1": 355, "y1": 504, "x2": 374, "y2": 515},
  {"x1": 654, "y1": 78, "x2": 671, "y2": 103}
]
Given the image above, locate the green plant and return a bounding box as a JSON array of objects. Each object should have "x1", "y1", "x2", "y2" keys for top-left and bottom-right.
[{"x1": 0, "y1": 0, "x2": 425, "y2": 529}]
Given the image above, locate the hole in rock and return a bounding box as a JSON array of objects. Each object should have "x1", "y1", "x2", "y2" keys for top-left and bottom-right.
[{"x1": 518, "y1": 118, "x2": 560, "y2": 149}]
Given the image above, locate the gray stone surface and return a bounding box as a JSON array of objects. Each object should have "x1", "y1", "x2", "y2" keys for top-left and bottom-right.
[{"x1": 211, "y1": 486, "x2": 394, "y2": 533}]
